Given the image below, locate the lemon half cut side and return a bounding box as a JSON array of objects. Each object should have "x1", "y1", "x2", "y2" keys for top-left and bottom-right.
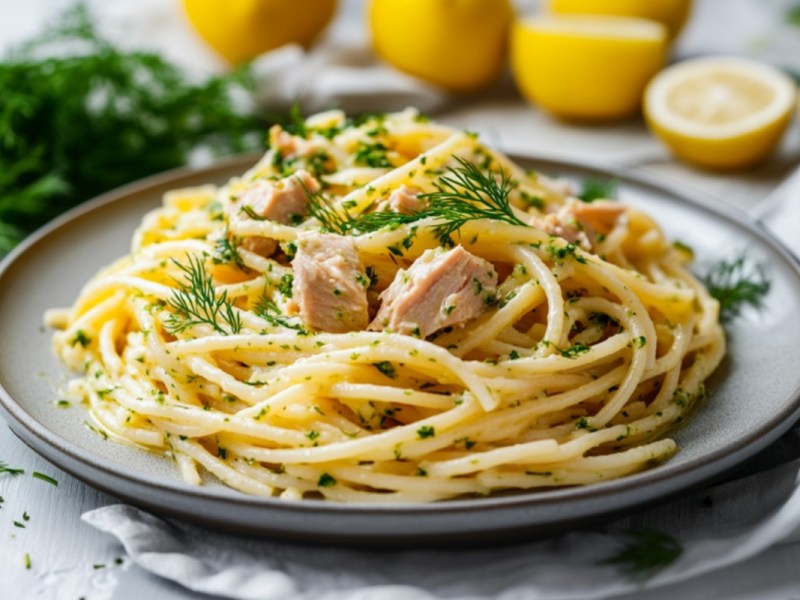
[
  {"x1": 511, "y1": 15, "x2": 667, "y2": 121},
  {"x1": 644, "y1": 57, "x2": 797, "y2": 169}
]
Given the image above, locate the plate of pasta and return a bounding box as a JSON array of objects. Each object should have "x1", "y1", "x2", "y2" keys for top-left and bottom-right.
[{"x1": 1, "y1": 109, "x2": 800, "y2": 543}]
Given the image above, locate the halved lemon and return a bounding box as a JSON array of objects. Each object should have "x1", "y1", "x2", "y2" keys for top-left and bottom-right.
[
  {"x1": 549, "y1": 0, "x2": 693, "y2": 40},
  {"x1": 511, "y1": 15, "x2": 667, "y2": 121},
  {"x1": 644, "y1": 57, "x2": 797, "y2": 169}
]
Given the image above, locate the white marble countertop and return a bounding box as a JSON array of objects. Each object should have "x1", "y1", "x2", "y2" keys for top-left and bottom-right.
[{"x1": 2, "y1": 1, "x2": 800, "y2": 598}]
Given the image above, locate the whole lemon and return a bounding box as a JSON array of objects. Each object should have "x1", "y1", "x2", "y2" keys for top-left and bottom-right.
[
  {"x1": 550, "y1": 0, "x2": 693, "y2": 40},
  {"x1": 369, "y1": 0, "x2": 514, "y2": 92},
  {"x1": 511, "y1": 15, "x2": 667, "y2": 121},
  {"x1": 183, "y1": 0, "x2": 339, "y2": 65}
]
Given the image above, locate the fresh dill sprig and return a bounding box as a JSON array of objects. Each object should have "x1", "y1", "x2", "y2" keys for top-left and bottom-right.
[
  {"x1": 420, "y1": 157, "x2": 528, "y2": 245},
  {"x1": 164, "y1": 255, "x2": 242, "y2": 335},
  {"x1": 0, "y1": 462, "x2": 25, "y2": 476},
  {"x1": 579, "y1": 177, "x2": 618, "y2": 203},
  {"x1": 303, "y1": 182, "x2": 354, "y2": 235},
  {"x1": 601, "y1": 529, "x2": 682, "y2": 581},
  {"x1": 304, "y1": 158, "x2": 529, "y2": 244},
  {"x1": 253, "y1": 296, "x2": 307, "y2": 334},
  {"x1": 213, "y1": 232, "x2": 245, "y2": 269},
  {"x1": 703, "y1": 253, "x2": 770, "y2": 323}
]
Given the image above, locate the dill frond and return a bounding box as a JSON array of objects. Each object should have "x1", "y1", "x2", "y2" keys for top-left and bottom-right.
[
  {"x1": 703, "y1": 254, "x2": 770, "y2": 323},
  {"x1": 302, "y1": 182, "x2": 354, "y2": 235},
  {"x1": 164, "y1": 255, "x2": 242, "y2": 336},
  {"x1": 420, "y1": 156, "x2": 528, "y2": 245},
  {"x1": 253, "y1": 296, "x2": 307, "y2": 334},
  {"x1": 601, "y1": 529, "x2": 682, "y2": 581},
  {"x1": 0, "y1": 462, "x2": 25, "y2": 476}
]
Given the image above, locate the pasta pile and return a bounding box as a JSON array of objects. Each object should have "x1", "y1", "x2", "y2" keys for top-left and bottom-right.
[{"x1": 47, "y1": 109, "x2": 725, "y2": 502}]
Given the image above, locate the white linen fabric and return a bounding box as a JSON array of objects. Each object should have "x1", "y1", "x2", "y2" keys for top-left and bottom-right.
[{"x1": 82, "y1": 456, "x2": 800, "y2": 600}]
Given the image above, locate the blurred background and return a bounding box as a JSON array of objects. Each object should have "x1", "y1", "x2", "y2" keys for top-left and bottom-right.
[{"x1": 2, "y1": 0, "x2": 799, "y2": 256}]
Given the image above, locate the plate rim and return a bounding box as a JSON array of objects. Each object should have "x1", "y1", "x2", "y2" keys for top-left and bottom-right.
[{"x1": 2, "y1": 152, "x2": 800, "y2": 521}]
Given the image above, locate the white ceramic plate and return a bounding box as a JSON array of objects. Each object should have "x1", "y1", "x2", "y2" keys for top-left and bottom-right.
[{"x1": 1, "y1": 154, "x2": 799, "y2": 545}]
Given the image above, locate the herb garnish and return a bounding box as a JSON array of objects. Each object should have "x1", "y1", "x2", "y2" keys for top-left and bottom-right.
[
  {"x1": 702, "y1": 254, "x2": 770, "y2": 323},
  {"x1": 32, "y1": 472, "x2": 58, "y2": 486},
  {"x1": 213, "y1": 233, "x2": 245, "y2": 269},
  {"x1": 253, "y1": 296, "x2": 307, "y2": 333},
  {"x1": 0, "y1": 462, "x2": 24, "y2": 476},
  {"x1": 601, "y1": 529, "x2": 682, "y2": 581},
  {"x1": 419, "y1": 157, "x2": 528, "y2": 245},
  {"x1": 164, "y1": 255, "x2": 242, "y2": 335},
  {"x1": 578, "y1": 177, "x2": 618, "y2": 202}
]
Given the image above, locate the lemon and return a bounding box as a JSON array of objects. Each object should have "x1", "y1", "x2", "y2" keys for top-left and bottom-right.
[
  {"x1": 511, "y1": 16, "x2": 667, "y2": 121},
  {"x1": 644, "y1": 57, "x2": 797, "y2": 170},
  {"x1": 369, "y1": 0, "x2": 514, "y2": 92},
  {"x1": 182, "y1": 0, "x2": 338, "y2": 65},
  {"x1": 550, "y1": 0, "x2": 692, "y2": 40}
]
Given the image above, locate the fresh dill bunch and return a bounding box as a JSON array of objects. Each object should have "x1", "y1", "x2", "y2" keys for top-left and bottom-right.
[
  {"x1": 420, "y1": 157, "x2": 528, "y2": 245},
  {"x1": 0, "y1": 4, "x2": 265, "y2": 257},
  {"x1": 253, "y1": 296, "x2": 307, "y2": 334},
  {"x1": 0, "y1": 461, "x2": 25, "y2": 476},
  {"x1": 601, "y1": 529, "x2": 682, "y2": 581},
  {"x1": 578, "y1": 177, "x2": 618, "y2": 202},
  {"x1": 164, "y1": 255, "x2": 242, "y2": 336},
  {"x1": 703, "y1": 253, "x2": 770, "y2": 323}
]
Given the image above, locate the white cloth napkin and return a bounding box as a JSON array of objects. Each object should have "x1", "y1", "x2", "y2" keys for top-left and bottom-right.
[
  {"x1": 250, "y1": 38, "x2": 449, "y2": 116},
  {"x1": 82, "y1": 456, "x2": 800, "y2": 600}
]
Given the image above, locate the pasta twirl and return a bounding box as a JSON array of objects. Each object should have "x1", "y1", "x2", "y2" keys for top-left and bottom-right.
[{"x1": 47, "y1": 109, "x2": 724, "y2": 502}]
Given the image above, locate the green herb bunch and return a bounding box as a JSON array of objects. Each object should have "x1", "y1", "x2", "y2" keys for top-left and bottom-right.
[{"x1": 0, "y1": 5, "x2": 265, "y2": 256}]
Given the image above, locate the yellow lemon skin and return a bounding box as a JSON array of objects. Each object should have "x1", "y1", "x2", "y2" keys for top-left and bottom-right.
[
  {"x1": 646, "y1": 112, "x2": 792, "y2": 170},
  {"x1": 511, "y1": 17, "x2": 667, "y2": 121},
  {"x1": 183, "y1": 0, "x2": 338, "y2": 65},
  {"x1": 369, "y1": 0, "x2": 514, "y2": 93},
  {"x1": 644, "y1": 58, "x2": 797, "y2": 170},
  {"x1": 550, "y1": 0, "x2": 692, "y2": 39}
]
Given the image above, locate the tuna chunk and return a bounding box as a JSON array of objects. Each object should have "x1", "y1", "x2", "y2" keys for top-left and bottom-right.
[
  {"x1": 235, "y1": 170, "x2": 319, "y2": 257},
  {"x1": 530, "y1": 200, "x2": 625, "y2": 250},
  {"x1": 383, "y1": 185, "x2": 426, "y2": 214},
  {"x1": 269, "y1": 126, "x2": 320, "y2": 159},
  {"x1": 240, "y1": 170, "x2": 319, "y2": 225},
  {"x1": 292, "y1": 232, "x2": 369, "y2": 333},
  {"x1": 370, "y1": 246, "x2": 497, "y2": 338}
]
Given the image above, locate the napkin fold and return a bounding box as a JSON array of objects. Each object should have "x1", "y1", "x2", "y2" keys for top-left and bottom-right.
[
  {"x1": 250, "y1": 40, "x2": 449, "y2": 116},
  {"x1": 83, "y1": 457, "x2": 800, "y2": 600}
]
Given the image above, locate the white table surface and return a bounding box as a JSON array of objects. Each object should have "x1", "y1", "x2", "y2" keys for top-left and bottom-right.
[{"x1": 2, "y1": 1, "x2": 800, "y2": 599}]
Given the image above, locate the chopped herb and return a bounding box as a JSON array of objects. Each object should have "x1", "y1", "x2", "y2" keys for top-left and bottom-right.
[
  {"x1": 56, "y1": 400, "x2": 71, "y2": 408},
  {"x1": 416, "y1": 467, "x2": 428, "y2": 476},
  {"x1": 93, "y1": 563, "x2": 106, "y2": 570},
  {"x1": 635, "y1": 336, "x2": 647, "y2": 348},
  {"x1": 0, "y1": 462, "x2": 24, "y2": 476},
  {"x1": 32, "y1": 472, "x2": 58, "y2": 486},
  {"x1": 601, "y1": 529, "x2": 682, "y2": 581},
  {"x1": 70, "y1": 330, "x2": 91, "y2": 348},
  {"x1": 560, "y1": 343, "x2": 590, "y2": 358},
  {"x1": 164, "y1": 254, "x2": 242, "y2": 335},
  {"x1": 278, "y1": 274, "x2": 294, "y2": 298},
  {"x1": 354, "y1": 141, "x2": 392, "y2": 168},
  {"x1": 372, "y1": 361, "x2": 397, "y2": 379},
  {"x1": 318, "y1": 473, "x2": 337, "y2": 487},
  {"x1": 306, "y1": 430, "x2": 320, "y2": 441},
  {"x1": 579, "y1": 177, "x2": 618, "y2": 202},
  {"x1": 14, "y1": 521, "x2": 25, "y2": 528},
  {"x1": 417, "y1": 425, "x2": 435, "y2": 439},
  {"x1": 24, "y1": 553, "x2": 31, "y2": 570},
  {"x1": 702, "y1": 254, "x2": 770, "y2": 323},
  {"x1": 253, "y1": 296, "x2": 307, "y2": 333}
]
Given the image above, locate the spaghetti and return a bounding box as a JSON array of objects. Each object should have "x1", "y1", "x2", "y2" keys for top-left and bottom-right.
[{"x1": 46, "y1": 109, "x2": 725, "y2": 502}]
